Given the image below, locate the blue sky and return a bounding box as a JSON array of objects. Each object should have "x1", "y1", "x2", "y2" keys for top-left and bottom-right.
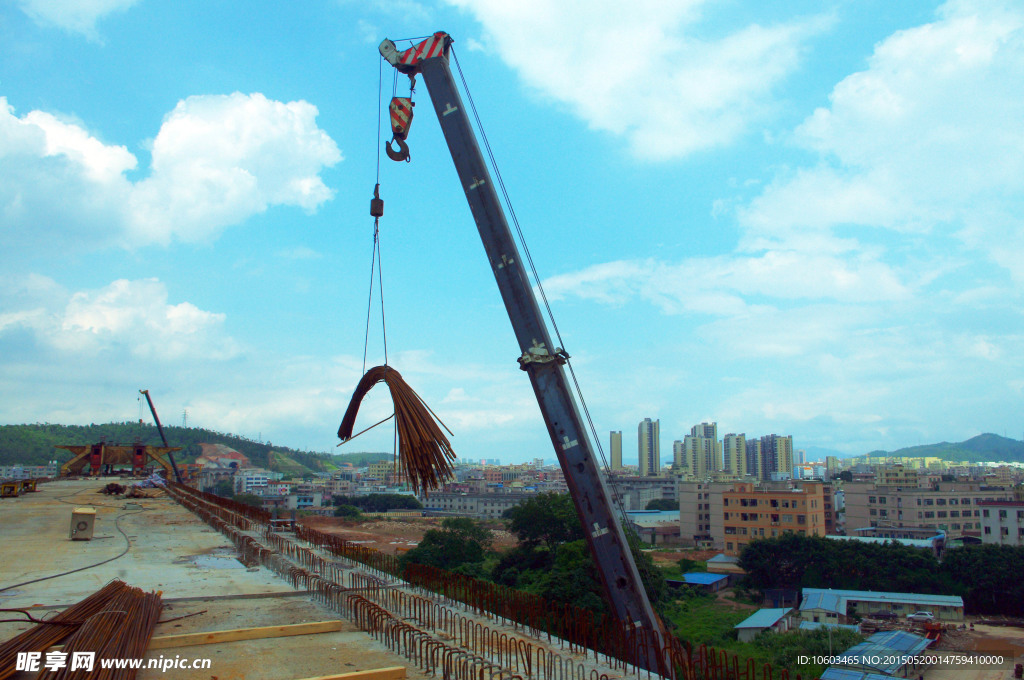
[{"x1": 2, "y1": 0, "x2": 1022, "y2": 464}]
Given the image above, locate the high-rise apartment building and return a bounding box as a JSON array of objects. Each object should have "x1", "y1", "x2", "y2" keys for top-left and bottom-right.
[
  {"x1": 723, "y1": 433, "x2": 747, "y2": 477},
  {"x1": 672, "y1": 440, "x2": 684, "y2": 471},
  {"x1": 745, "y1": 438, "x2": 763, "y2": 480},
  {"x1": 610, "y1": 431, "x2": 623, "y2": 470},
  {"x1": 638, "y1": 418, "x2": 660, "y2": 476},
  {"x1": 690, "y1": 422, "x2": 722, "y2": 474},
  {"x1": 760, "y1": 434, "x2": 794, "y2": 481}
]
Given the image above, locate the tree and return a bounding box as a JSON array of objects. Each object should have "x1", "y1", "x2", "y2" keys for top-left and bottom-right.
[
  {"x1": 333, "y1": 493, "x2": 423, "y2": 512},
  {"x1": 234, "y1": 493, "x2": 262, "y2": 507},
  {"x1": 939, "y1": 544, "x2": 1024, "y2": 616},
  {"x1": 334, "y1": 504, "x2": 362, "y2": 519},
  {"x1": 645, "y1": 499, "x2": 680, "y2": 511},
  {"x1": 212, "y1": 479, "x2": 235, "y2": 498},
  {"x1": 400, "y1": 517, "x2": 493, "y2": 573},
  {"x1": 503, "y1": 492, "x2": 582, "y2": 549},
  {"x1": 495, "y1": 493, "x2": 666, "y2": 613}
]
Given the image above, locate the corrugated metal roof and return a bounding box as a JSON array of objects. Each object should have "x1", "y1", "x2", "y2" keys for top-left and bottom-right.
[
  {"x1": 733, "y1": 608, "x2": 792, "y2": 629},
  {"x1": 828, "y1": 534, "x2": 940, "y2": 548},
  {"x1": 801, "y1": 587, "x2": 963, "y2": 612},
  {"x1": 867, "y1": 630, "x2": 931, "y2": 655},
  {"x1": 707, "y1": 553, "x2": 739, "y2": 563},
  {"x1": 681, "y1": 572, "x2": 728, "y2": 585},
  {"x1": 799, "y1": 621, "x2": 860, "y2": 633},
  {"x1": 820, "y1": 668, "x2": 895, "y2": 680},
  {"x1": 800, "y1": 589, "x2": 844, "y2": 613}
]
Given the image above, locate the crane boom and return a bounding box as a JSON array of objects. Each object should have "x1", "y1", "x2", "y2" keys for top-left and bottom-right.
[
  {"x1": 140, "y1": 389, "x2": 184, "y2": 484},
  {"x1": 380, "y1": 33, "x2": 667, "y2": 673}
]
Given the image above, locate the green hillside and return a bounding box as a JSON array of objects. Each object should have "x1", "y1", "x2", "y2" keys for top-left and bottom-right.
[
  {"x1": 880, "y1": 433, "x2": 1024, "y2": 464},
  {"x1": 0, "y1": 422, "x2": 390, "y2": 473}
]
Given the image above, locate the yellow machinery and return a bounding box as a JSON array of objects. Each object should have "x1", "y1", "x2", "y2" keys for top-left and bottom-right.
[{"x1": 1, "y1": 481, "x2": 20, "y2": 498}]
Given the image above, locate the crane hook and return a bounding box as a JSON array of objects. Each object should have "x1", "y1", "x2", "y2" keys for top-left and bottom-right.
[{"x1": 385, "y1": 136, "x2": 411, "y2": 163}]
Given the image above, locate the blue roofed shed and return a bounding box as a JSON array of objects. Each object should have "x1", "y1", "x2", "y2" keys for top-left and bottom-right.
[
  {"x1": 666, "y1": 572, "x2": 730, "y2": 592},
  {"x1": 733, "y1": 608, "x2": 795, "y2": 642}
]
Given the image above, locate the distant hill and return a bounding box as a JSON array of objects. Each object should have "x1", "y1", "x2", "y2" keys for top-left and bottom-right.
[
  {"x1": 874, "y1": 433, "x2": 1024, "y2": 464},
  {"x1": 0, "y1": 422, "x2": 391, "y2": 474}
]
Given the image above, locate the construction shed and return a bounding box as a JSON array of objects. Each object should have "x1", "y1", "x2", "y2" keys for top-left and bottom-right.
[
  {"x1": 668, "y1": 572, "x2": 730, "y2": 592},
  {"x1": 732, "y1": 608, "x2": 796, "y2": 642},
  {"x1": 800, "y1": 587, "x2": 964, "y2": 624}
]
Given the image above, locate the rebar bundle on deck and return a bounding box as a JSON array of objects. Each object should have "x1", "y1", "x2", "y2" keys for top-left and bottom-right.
[{"x1": 338, "y1": 365, "x2": 455, "y2": 494}]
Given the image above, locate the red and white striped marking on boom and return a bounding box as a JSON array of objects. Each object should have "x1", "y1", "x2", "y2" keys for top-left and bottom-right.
[{"x1": 399, "y1": 32, "x2": 448, "y2": 68}]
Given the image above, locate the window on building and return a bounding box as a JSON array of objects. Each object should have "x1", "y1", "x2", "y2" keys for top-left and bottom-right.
[
  {"x1": 936, "y1": 498, "x2": 946, "y2": 506},
  {"x1": 924, "y1": 498, "x2": 934, "y2": 506},
  {"x1": 798, "y1": 515, "x2": 806, "y2": 524},
  {"x1": 984, "y1": 526, "x2": 991, "y2": 535},
  {"x1": 951, "y1": 510, "x2": 960, "y2": 517},
  {"x1": 924, "y1": 511, "x2": 935, "y2": 519},
  {"x1": 937, "y1": 511, "x2": 947, "y2": 518},
  {"x1": 869, "y1": 496, "x2": 877, "y2": 503},
  {"x1": 879, "y1": 509, "x2": 888, "y2": 517},
  {"x1": 950, "y1": 498, "x2": 958, "y2": 505},
  {"x1": 999, "y1": 510, "x2": 1007, "y2": 518},
  {"x1": 952, "y1": 523, "x2": 960, "y2": 530},
  {"x1": 870, "y1": 509, "x2": 877, "y2": 516},
  {"x1": 962, "y1": 498, "x2": 971, "y2": 505},
  {"x1": 878, "y1": 497, "x2": 886, "y2": 504},
  {"x1": 983, "y1": 509, "x2": 990, "y2": 517},
  {"x1": 1001, "y1": 527, "x2": 1009, "y2": 536}
]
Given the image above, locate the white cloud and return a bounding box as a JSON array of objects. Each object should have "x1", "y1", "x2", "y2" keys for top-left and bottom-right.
[
  {"x1": 444, "y1": 0, "x2": 830, "y2": 159},
  {"x1": 0, "y1": 94, "x2": 342, "y2": 257},
  {"x1": 18, "y1": 0, "x2": 141, "y2": 40},
  {"x1": 741, "y1": 0, "x2": 1024, "y2": 278},
  {"x1": 0, "y1": 277, "x2": 240, "y2": 361},
  {"x1": 543, "y1": 251, "x2": 908, "y2": 315},
  {"x1": 130, "y1": 93, "x2": 342, "y2": 245}
]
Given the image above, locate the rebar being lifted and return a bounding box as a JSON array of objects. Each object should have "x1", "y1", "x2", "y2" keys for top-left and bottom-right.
[{"x1": 338, "y1": 365, "x2": 455, "y2": 494}]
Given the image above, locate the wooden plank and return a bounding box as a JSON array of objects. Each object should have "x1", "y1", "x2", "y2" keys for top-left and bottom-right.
[
  {"x1": 292, "y1": 668, "x2": 405, "y2": 680},
  {"x1": 147, "y1": 620, "x2": 345, "y2": 650}
]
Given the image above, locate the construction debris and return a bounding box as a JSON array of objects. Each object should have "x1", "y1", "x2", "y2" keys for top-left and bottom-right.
[
  {"x1": 99, "y1": 483, "x2": 126, "y2": 496},
  {"x1": 337, "y1": 365, "x2": 455, "y2": 494}
]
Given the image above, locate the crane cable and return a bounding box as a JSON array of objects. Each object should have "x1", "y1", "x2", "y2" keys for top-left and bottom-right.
[
  {"x1": 363, "y1": 58, "x2": 389, "y2": 375},
  {"x1": 451, "y1": 48, "x2": 654, "y2": 591}
]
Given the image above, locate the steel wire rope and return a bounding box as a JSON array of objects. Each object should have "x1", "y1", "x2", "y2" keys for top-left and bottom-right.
[
  {"x1": 449, "y1": 49, "x2": 645, "y2": 535},
  {"x1": 0, "y1": 506, "x2": 147, "y2": 594}
]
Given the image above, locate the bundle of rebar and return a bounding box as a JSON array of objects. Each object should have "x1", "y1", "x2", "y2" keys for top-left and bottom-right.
[
  {"x1": 0, "y1": 580, "x2": 128, "y2": 680},
  {"x1": 41, "y1": 584, "x2": 162, "y2": 679},
  {"x1": 338, "y1": 365, "x2": 455, "y2": 494}
]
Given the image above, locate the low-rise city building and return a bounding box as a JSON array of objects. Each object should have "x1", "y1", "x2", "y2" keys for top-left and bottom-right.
[{"x1": 978, "y1": 500, "x2": 1024, "y2": 545}]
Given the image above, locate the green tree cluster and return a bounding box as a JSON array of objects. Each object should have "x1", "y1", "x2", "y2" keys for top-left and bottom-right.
[
  {"x1": 492, "y1": 493, "x2": 666, "y2": 615},
  {"x1": 645, "y1": 499, "x2": 680, "y2": 511},
  {"x1": 739, "y1": 534, "x2": 1024, "y2": 616},
  {"x1": 739, "y1": 533, "x2": 946, "y2": 593},
  {"x1": 334, "y1": 504, "x2": 363, "y2": 519},
  {"x1": 332, "y1": 493, "x2": 422, "y2": 512},
  {"x1": 399, "y1": 518, "x2": 493, "y2": 578}
]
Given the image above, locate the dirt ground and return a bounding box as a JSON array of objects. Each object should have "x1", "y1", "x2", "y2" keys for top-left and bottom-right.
[
  {"x1": 647, "y1": 548, "x2": 721, "y2": 567},
  {"x1": 299, "y1": 516, "x2": 518, "y2": 554}
]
